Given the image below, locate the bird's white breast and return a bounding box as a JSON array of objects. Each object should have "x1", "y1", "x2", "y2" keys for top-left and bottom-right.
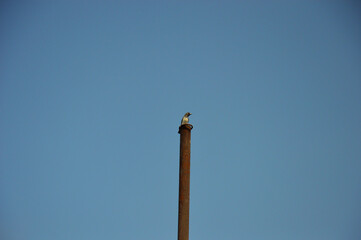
[{"x1": 181, "y1": 117, "x2": 189, "y2": 125}]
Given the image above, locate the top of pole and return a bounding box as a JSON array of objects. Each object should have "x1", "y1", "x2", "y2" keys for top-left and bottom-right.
[{"x1": 178, "y1": 124, "x2": 193, "y2": 134}]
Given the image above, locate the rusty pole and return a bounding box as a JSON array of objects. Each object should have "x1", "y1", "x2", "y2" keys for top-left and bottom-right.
[{"x1": 177, "y1": 123, "x2": 193, "y2": 240}]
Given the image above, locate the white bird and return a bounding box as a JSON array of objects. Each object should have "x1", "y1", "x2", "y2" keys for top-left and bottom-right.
[{"x1": 181, "y1": 112, "x2": 192, "y2": 125}]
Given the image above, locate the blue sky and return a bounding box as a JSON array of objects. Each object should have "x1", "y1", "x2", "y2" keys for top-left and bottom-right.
[{"x1": 1, "y1": 1, "x2": 361, "y2": 239}]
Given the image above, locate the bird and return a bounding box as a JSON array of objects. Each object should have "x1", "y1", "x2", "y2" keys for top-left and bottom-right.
[{"x1": 181, "y1": 112, "x2": 192, "y2": 126}]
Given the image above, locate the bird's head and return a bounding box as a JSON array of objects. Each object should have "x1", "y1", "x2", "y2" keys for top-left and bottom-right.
[{"x1": 186, "y1": 112, "x2": 192, "y2": 117}]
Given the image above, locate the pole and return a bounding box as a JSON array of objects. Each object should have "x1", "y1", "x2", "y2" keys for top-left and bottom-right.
[{"x1": 178, "y1": 123, "x2": 193, "y2": 240}]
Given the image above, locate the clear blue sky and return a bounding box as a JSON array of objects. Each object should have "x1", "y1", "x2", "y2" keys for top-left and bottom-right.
[{"x1": 1, "y1": 1, "x2": 361, "y2": 239}]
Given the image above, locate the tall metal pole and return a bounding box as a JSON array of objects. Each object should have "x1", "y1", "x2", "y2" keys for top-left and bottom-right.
[{"x1": 178, "y1": 123, "x2": 193, "y2": 240}]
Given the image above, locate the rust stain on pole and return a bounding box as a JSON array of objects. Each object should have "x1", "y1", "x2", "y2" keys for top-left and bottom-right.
[{"x1": 178, "y1": 123, "x2": 193, "y2": 240}]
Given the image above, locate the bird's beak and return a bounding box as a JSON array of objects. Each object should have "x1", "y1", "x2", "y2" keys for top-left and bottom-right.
[{"x1": 189, "y1": 113, "x2": 192, "y2": 115}]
